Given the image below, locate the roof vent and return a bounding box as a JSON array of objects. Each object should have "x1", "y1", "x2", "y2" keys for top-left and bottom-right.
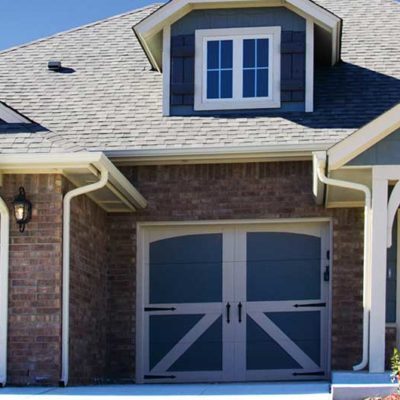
[{"x1": 48, "y1": 60, "x2": 62, "y2": 72}]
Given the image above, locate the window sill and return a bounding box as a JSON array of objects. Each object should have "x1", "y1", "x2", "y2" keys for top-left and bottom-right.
[{"x1": 194, "y1": 98, "x2": 281, "y2": 111}]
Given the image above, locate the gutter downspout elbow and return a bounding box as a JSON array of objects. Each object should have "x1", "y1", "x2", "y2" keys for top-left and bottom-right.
[
  {"x1": 60, "y1": 166, "x2": 109, "y2": 387},
  {"x1": 0, "y1": 195, "x2": 9, "y2": 387},
  {"x1": 314, "y1": 152, "x2": 371, "y2": 372}
]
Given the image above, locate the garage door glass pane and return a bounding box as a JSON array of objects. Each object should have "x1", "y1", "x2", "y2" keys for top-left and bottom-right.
[
  {"x1": 150, "y1": 234, "x2": 223, "y2": 304},
  {"x1": 247, "y1": 232, "x2": 321, "y2": 301}
]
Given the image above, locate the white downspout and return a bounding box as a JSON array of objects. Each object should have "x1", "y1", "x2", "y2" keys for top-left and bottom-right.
[
  {"x1": 0, "y1": 195, "x2": 10, "y2": 387},
  {"x1": 60, "y1": 166, "x2": 109, "y2": 386},
  {"x1": 314, "y1": 152, "x2": 372, "y2": 371}
]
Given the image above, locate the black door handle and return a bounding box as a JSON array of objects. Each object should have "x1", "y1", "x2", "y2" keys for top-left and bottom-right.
[
  {"x1": 238, "y1": 302, "x2": 242, "y2": 323},
  {"x1": 226, "y1": 302, "x2": 231, "y2": 324}
]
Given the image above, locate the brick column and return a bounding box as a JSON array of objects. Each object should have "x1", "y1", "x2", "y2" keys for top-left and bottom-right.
[{"x1": 2, "y1": 175, "x2": 63, "y2": 385}]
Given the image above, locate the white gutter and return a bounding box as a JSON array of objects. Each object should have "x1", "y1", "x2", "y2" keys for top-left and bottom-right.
[
  {"x1": 0, "y1": 195, "x2": 9, "y2": 387},
  {"x1": 60, "y1": 166, "x2": 109, "y2": 386},
  {"x1": 314, "y1": 151, "x2": 372, "y2": 371}
]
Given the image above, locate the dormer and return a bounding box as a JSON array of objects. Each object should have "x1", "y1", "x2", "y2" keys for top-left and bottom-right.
[{"x1": 134, "y1": 0, "x2": 342, "y2": 116}]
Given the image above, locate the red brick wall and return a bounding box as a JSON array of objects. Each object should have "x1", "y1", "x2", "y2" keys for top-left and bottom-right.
[
  {"x1": 69, "y1": 187, "x2": 109, "y2": 384},
  {"x1": 106, "y1": 161, "x2": 365, "y2": 380},
  {"x1": 2, "y1": 175, "x2": 63, "y2": 385}
]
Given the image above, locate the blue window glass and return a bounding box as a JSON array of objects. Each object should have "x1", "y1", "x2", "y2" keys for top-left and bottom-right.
[
  {"x1": 207, "y1": 71, "x2": 219, "y2": 99},
  {"x1": 221, "y1": 40, "x2": 232, "y2": 69},
  {"x1": 206, "y1": 40, "x2": 233, "y2": 100},
  {"x1": 242, "y1": 38, "x2": 269, "y2": 98},
  {"x1": 243, "y1": 70, "x2": 255, "y2": 98},
  {"x1": 243, "y1": 39, "x2": 255, "y2": 68}
]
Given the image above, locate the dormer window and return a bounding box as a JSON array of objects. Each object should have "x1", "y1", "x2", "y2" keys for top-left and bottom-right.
[{"x1": 194, "y1": 27, "x2": 281, "y2": 111}]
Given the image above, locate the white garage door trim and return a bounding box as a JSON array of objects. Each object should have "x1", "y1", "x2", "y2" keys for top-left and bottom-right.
[{"x1": 136, "y1": 218, "x2": 332, "y2": 384}]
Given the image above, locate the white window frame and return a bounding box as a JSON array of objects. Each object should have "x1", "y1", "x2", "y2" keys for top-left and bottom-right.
[{"x1": 194, "y1": 27, "x2": 281, "y2": 111}]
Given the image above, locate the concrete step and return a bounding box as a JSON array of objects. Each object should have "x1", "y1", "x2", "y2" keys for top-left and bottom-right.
[{"x1": 331, "y1": 372, "x2": 397, "y2": 400}]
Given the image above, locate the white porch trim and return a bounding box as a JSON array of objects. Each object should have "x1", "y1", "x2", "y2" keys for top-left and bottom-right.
[{"x1": 369, "y1": 168, "x2": 389, "y2": 372}]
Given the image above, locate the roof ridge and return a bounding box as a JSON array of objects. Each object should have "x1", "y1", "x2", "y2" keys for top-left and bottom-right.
[{"x1": 0, "y1": 3, "x2": 163, "y2": 56}]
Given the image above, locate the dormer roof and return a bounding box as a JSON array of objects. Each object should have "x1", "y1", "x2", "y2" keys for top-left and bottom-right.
[{"x1": 134, "y1": 0, "x2": 342, "y2": 71}]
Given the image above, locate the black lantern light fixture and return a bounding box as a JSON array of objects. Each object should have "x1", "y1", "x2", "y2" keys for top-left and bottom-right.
[{"x1": 12, "y1": 187, "x2": 32, "y2": 232}]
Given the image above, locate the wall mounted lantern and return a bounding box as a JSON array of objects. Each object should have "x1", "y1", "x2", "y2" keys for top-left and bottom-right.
[{"x1": 12, "y1": 187, "x2": 32, "y2": 232}]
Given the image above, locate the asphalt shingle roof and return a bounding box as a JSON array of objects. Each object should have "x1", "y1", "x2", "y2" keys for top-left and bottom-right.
[{"x1": 0, "y1": 0, "x2": 399, "y2": 154}]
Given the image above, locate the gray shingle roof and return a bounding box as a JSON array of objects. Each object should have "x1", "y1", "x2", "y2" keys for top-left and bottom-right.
[{"x1": 0, "y1": 0, "x2": 399, "y2": 155}]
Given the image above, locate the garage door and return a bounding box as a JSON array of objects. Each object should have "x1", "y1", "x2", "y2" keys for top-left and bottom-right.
[{"x1": 137, "y1": 222, "x2": 330, "y2": 383}]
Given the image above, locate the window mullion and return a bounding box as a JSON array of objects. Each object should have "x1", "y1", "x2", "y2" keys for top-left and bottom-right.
[{"x1": 233, "y1": 38, "x2": 242, "y2": 101}]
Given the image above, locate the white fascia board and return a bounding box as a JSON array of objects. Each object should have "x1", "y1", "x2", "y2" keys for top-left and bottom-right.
[
  {"x1": 136, "y1": 0, "x2": 339, "y2": 35},
  {"x1": 105, "y1": 143, "x2": 334, "y2": 165},
  {"x1": 328, "y1": 104, "x2": 400, "y2": 171},
  {"x1": 0, "y1": 103, "x2": 31, "y2": 124},
  {"x1": 0, "y1": 152, "x2": 147, "y2": 210}
]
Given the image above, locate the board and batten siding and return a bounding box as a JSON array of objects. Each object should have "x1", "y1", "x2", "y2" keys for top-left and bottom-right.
[
  {"x1": 348, "y1": 128, "x2": 400, "y2": 166},
  {"x1": 169, "y1": 7, "x2": 306, "y2": 116}
]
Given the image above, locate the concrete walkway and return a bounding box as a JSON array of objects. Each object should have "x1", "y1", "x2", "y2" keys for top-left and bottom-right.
[{"x1": 0, "y1": 383, "x2": 331, "y2": 400}]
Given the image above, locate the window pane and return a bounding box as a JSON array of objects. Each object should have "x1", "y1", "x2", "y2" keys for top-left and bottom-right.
[
  {"x1": 243, "y1": 39, "x2": 255, "y2": 68},
  {"x1": 221, "y1": 70, "x2": 233, "y2": 98},
  {"x1": 257, "y1": 69, "x2": 269, "y2": 97},
  {"x1": 207, "y1": 71, "x2": 219, "y2": 99},
  {"x1": 207, "y1": 41, "x2": 219, "y2": 69},
  {"x1": 257, "y1": 39, "x2": 269, "y2": 68},
  {"x1": 243, "y1": 69, "x2": 255, "y2": 98},
  {"x1": 221, "y1": 40, "x2": 233, "y2": 69}
]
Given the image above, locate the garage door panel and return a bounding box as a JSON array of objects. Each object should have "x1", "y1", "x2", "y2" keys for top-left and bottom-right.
[
  {"x1": 246, "y1": 315, "x2": 302, "y2": 370},
  {"x1": 169, "y1": 316, "x2": 223, "y2": 372},
  {"x1": 247, "y1": 232, "x2": 321, "y2": 302},
  {"x1": 266, "y1": 311, "x2": 321, "y2": 366},
  {"x1": 149, "y1": 233, "x2": 223, "y2": 304},
  {"x1": 149, "y1": 314, "x2": 203, "y2": 370}
]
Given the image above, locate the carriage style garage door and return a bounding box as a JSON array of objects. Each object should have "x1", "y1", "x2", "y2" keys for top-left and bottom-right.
[{"x1": 136, "y1": 221, "x2": 330, "y2": 383}]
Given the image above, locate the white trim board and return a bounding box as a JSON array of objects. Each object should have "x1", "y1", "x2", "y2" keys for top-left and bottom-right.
[
  {"x1": 105, "y1": 143, "x2": 334, "y2": 165},
  {"x1": 328, "y1": 104, "x2": 400, "y2": 171}
]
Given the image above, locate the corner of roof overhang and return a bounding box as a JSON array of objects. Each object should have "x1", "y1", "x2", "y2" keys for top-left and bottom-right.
[
  {"x1": 133, "y1": 0, "x2": 342, "y2": 72},
  {"x1": 327, "y1": 103, "x2": 400, "y2": 171},
  {"x1": 0, "y1": 151, "x2": 148, "y2": 213}
]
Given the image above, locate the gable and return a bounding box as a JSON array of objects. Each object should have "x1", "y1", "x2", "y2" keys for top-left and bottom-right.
[
  {"x1": 327, "y1": 104, "x2": 400, "y2": 170},
  {"x1": 169, "y1": 7, "x2": 307, "y2": 115},
  {"x1": 347, "y1": 127, "x2": 400, "y2": 166},
  {"x1": 134, "y1": 0, "x2": 342, "y2": 72}
]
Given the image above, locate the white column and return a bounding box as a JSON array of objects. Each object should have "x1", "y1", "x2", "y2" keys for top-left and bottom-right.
[{"x1": 369, "y1": 169, "x2": 388, "y2": 372}]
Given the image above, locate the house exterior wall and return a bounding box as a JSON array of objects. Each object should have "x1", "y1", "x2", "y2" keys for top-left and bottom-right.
[
  {"x1": 1, "y1": 174, "x2": 63, "y2": 385},
  {"x1": 105, "y1": 161, "x2": 365, "y2": 380},
  {"x1": 169, "y1": 7, "x2": 306, "y2": 115},
  {"x1": 68, "y1": 187, "x2": 109, "y2": 384},
  {"x1": 2, "y1": 163, "x2": 397, "y2": 384}
]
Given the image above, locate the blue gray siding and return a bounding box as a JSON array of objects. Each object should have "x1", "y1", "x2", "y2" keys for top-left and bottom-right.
[
  {"x1": 348, "y1": 128, "x2": 400, "y2": 166},
  {"x1": 170, "y1": 7, "x2": 306, "y2": 116}
]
